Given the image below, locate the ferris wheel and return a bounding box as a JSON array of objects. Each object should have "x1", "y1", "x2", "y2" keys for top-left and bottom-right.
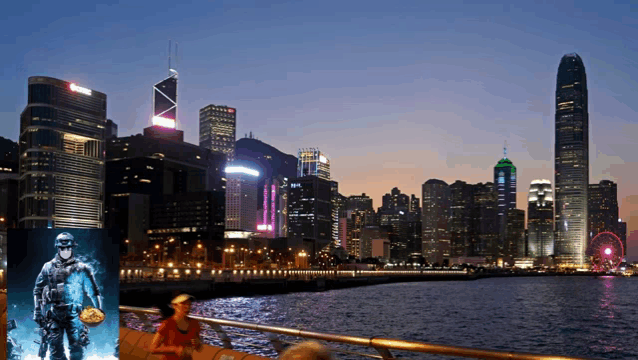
[{"x1": 587, "y1": 232, "x2": 624, "y2": 271}]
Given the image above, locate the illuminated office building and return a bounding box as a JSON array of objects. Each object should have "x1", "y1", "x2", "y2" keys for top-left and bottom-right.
[
  {"x1": 588, "y1": 180, "x2": 618, "y2": 243},
  {"x1": 472, "y1": 182, "x2": 499, "y2": 259},
  {"x1": 554, "y1": 53, "x2": 589, "y2": 267},
  {"x1": 494, "y1": 145, "x2": 517, "y2": 257},
  {"x1": 422, "y1": 179, "x2": 451, "y2": 264},
  {"x1": 287, "y1": 176, "x2": 332, "y2": 256},
  {"x1": 225, "y1": 164, "x2": 260, "y2": 232},
  {"x1": 378, "y1": 187, "x2": 411, "y2": 260},
  {"x1": 527, "y1": 180, "x2": 554, "y2": 258},
  {"x1": 330, "y1": 181, "x2": 342, "y2": 247},
  {"x1": 449, "y1": 180, "x2": 473, "y2": 257},
  {"x1": 152, "y1": 61, "x2": 178, "y2": 128},
  {"x1": 19, "y1": 77, "x2": 106, "y2": 228},
  {"x1": 505, "y1": 208, "x2": 525, "y2": 261},
  {"x1": 298, "y1": 148, "x2": 330, "y2": 180},
  {"x1": 200, "y1": 104, "x2": 236, "y2": 162},
  {"x1": 149, "y1": 59, "x2": 184, "y2": 142}
]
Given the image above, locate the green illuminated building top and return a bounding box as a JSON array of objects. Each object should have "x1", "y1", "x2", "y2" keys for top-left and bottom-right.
[{"x1": 495, "y1": 157, "x2": 516, "y2": 172}]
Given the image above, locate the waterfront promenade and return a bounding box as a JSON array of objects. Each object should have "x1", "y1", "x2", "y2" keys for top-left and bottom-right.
[
  {"x1": 119, "y1": 267, "x2": 634, "y2": 305},
  {"x1": 120, "y1": 269, "x2": 469, "y2": 305}
]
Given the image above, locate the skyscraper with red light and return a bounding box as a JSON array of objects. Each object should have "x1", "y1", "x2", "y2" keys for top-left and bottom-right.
[{"x1": 19, "y1": 77, "x2": 106, "y2": 228}]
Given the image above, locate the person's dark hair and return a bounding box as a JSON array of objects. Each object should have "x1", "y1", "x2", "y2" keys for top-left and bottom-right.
[{"x1": 157, "y1": 302, "x2": 174, "y2": 319}]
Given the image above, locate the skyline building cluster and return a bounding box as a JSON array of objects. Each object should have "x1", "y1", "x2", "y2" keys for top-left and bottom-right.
[{"x1": 0, "y1": 51, "x2": 632, "y2": 267}]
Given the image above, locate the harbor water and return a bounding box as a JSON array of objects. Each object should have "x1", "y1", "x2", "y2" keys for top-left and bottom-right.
[{"x1": 124, "y1": 276, "x2": 638, "y2": 359}]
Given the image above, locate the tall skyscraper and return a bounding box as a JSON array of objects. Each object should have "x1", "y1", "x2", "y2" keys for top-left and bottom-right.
[
  {"x1": 588, "y1": 180, "x2": 619, "y2": 243},
  {"x1": 422, "y1": 179, "x2": 451, "y2": 264},
  {"x1": 225, "y1": 164, "x2": 260, "y2": 231},
  {"x1": 297, "y1": 148, "x2": 330, "y2": 180},
  {"x1": 330, "y1": 181, "x2": 341, "y2": 247},
  {"x1": 19, "y1": 77, "x2": 106, "y2": 228},
  {"x1": 449, "y1": 180, "x2": 474, "y2": 257},
  {"x1": 471, "y1": 182, "x2": 499, "y2": 258},
  {"x1": 152, "y1": 59, "x2": 178, "y2": 129},
  {"x1": 527, "y1": 180, "x2": 554, "y2": 258},
  {"x1": 554, "y1": 53, "x2": 589, "y2": 267},
  {"x1": 494, "y1": 144, "x2": 517, "y2": 257},
  {"x1": 378, "y1": 187, "x2": 411, "y2": 260},
  {"x1": 199, "y1": 104, "x2": 237, "y2": 162}
]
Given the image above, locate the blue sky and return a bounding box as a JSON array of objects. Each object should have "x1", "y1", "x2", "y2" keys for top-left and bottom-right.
[{"x1": 2, "y1": 0, "x2": 637, "y2": 258}]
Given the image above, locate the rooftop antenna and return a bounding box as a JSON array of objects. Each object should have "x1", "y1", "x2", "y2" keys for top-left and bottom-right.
[
  {"x1": 168, "y1": 40, "x2": 172, "y2": 76},
  {"x1": 504, "y1": 140, "x2": 508, "y2": 159},
  {"x1": 175, "y1": 42, "x2": 179, "y2": 72}
]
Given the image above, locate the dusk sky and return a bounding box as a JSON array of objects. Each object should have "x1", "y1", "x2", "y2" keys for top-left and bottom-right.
[{"x1": 2, "y1": 1, "x2": 637, "y2": 259}]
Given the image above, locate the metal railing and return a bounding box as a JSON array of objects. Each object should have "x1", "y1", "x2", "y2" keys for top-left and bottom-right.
[{"x1": 120, "y1": 306, "x2": 598, "y2": 360}]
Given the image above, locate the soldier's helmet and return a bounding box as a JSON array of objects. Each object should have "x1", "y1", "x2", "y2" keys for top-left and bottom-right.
[{"x1": 55, "y1": 232, "x2": 77, "y2": 248}]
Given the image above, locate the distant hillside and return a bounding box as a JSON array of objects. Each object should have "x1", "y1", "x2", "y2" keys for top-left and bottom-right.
[{"x1": 0, "y1": 136, "x2": 18, "y2": 162}]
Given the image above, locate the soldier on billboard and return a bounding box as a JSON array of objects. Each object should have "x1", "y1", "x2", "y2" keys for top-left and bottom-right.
[{"x1": 33, "y1": 232, "x2": 103, "y2": 360}]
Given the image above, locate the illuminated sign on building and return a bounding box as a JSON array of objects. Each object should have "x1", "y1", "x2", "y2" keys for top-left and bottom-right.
[
  {"x1": 69, "y1": 83, "x2": 92, "y2": 96},
  {"x1": 291, "y1": 183, "x2": 301, "y2": 189},
  {"x1": 224, "y1": 166, "x2": 259, "y2": 177},
  {"x1": 228, "y1": 108, "x2": 235, "y2": 113},
  {"x1": 271, "y1": 185, "x2": 276, "y2": 231},
  {"x1": 152, "y1": 116, "x2": 176, "y2": 129},
  {"x1": 319, "y1": 155, "x2": 328, "y2": 164},
  {"x1": 263, "y1": 185, "x2": 268, "y2": 225},
  {"x1": 257, "y1": 224, "x2": 272, "y2": 231}
]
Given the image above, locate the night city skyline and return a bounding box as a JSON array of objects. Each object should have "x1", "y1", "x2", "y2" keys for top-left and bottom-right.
[{"x1": 2, "y1": 1, "x2": 637, "y2": 260}]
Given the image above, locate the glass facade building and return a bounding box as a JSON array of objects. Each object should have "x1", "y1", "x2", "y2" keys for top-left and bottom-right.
[
  {"x1": 554, "y1": 54, "x2": 589, "y2": 266},
  {"x1": 153, "y1": 73, "x2": 178, "y2": 126},
  {"x1": 224, "y1": 164, "x2": 259, "y2": 232},
  {"x1": 494, "y1": 156, "x2": 516, "y2": 257},
  {"x1": 421, "y1": 179, "x2": 451, "y2": 264},
  {"x1": 199, "y1": 104, "x2": 236, "y2": 163},
  {"x1": 287, "y1": 176, "x2": 332, "y2": 256},
  {"x1": 19, "y1": 77, "x2": 106, "y2": 228},
  {"x1": 588, "y1": 180, "x2": 619, "y2": 244},
  {"x1": 527, "y1": 179, "x2": 554, "y2": 258}
]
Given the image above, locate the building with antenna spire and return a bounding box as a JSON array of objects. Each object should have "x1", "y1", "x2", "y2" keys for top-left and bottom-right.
[
  {"x1": 147, "y1": 40, "x2": 184, "y2": 142},
  {"x1": 493, "y1": 141, "x2": 517, "y2": 258}
]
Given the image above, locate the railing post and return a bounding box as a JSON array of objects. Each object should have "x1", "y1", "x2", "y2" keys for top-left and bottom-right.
[
  {"x1": 373, "y1": 347, "x2": 395, "y2": 359},
  {"x1": 211, "y1": 324, "x2": 233, "y2": 349},
  {"x1": 266, "y1": 333, "x2": 285, "y2": 355}
]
